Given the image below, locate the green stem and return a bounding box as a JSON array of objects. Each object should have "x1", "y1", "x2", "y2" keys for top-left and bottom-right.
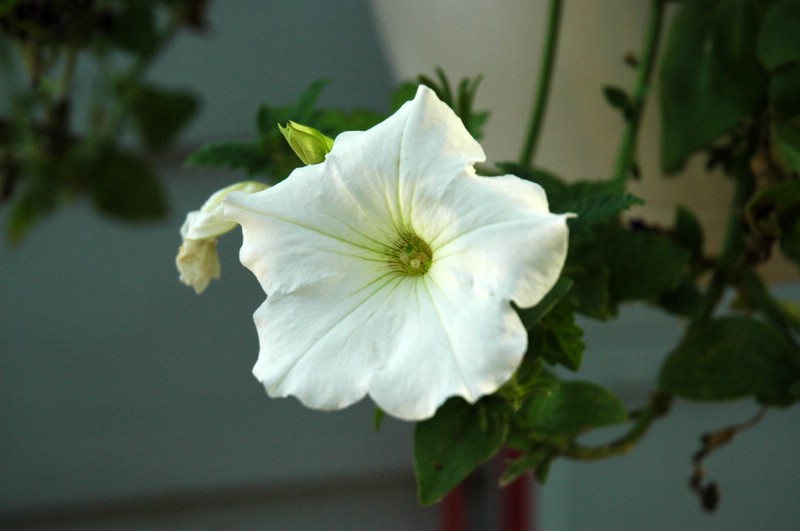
[
  {"x1": 738, "y1": 270, "x2": 794, "y2": 342},
  {"x1": 698, "y1": 157, "x2": 755, "y2": 319},
  {"x1": 58, "y1": 47, "x2": 78, "y2": 99},
  {"x1": 563, "y1": 391, "x2": 672, "y2": 460},
  {"x1": 518, "y1": 0, "x2": 562, "y2": 168},
  {"x1": 612, "y1": 0, "x2": 665, "y2": 184},
  {"x1": 93, "y1": 16, "x2": 179, "y2": 147}
]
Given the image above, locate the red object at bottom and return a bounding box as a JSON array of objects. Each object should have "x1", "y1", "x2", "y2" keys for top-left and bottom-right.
[
  {"x1": 439, "y1": 449, "x2": 536, "y2": 531},
  {"x1": 440, "y1": 481, "x2": 469, "y2": 531},
  {"x1": 501, "y1": 453, "x2": 533, "y2": 531}
]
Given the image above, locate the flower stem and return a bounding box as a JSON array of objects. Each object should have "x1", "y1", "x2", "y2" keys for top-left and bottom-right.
[
  {"x1": 563, "y1": 391, "x2": 672, "y2": 460},
  {"x1": 698, "y1": 153, "x2": 755, "y2": 319},
  {"x1": 612, "y1": 0, "x2": 665, "y2": 184},
  {"x1": 518, "y1": 0, "x2": 563, "y2": 168}
]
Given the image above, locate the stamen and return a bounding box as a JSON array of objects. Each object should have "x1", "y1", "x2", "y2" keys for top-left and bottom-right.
[{"x1": 385, "y1": 229, "x2": 433, "y2": 276}]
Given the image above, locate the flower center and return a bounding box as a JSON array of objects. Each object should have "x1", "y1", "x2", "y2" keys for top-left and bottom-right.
[{"x1": 387, "y1": 230, "x2": 433, "y2": 276}]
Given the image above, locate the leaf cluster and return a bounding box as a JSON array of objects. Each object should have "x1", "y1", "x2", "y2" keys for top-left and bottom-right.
[
  {"x1": 185, "y1": 80, "x2": 384, "y2": 182},
  {"x1": 186, "y1": 68, "x2": 491, "y2": 184},
  {"x1": 1, "y1": 0, "x2": 206, "y2": 241},
  {"x1": 414, "y1": 0, "x2": 800, "y2": 507},
  {"x1": 392, "y1": 67, "x2": 489, "y2": 140},
  {"x1": 144, "y1": 0, "x2": 800, "y2": 511}
]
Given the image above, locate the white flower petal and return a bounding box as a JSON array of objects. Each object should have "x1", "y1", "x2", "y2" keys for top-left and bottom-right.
[
  {"x1": 419, "y1": 174, "x2": 570, "y2": 308},
  {"x1": 177, "y1": 181, "x2": 267, "y2": 293},
  {"x1": 368, "y1": 274, "x2": 527, "y2": 420},
  {"x1": 180, "y1": 209, "x2": 237, "y2": 241},
  {"x1": 223, "y1": 85, "x2": 570, "y2": 420},
  {"x1": 176, "y1": 238, "x2": 221, "y2": 294}
]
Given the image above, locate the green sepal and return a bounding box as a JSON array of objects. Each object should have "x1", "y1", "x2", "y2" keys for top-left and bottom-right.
[
  {"x1": 278, "y1": 121, "x2": 333, "y2": 165},
  {"x1": 527, "y1": 296, "x2": 585, "y2": 371},
  {"x1": 500, "y1": 444, "x2": 558, "y2": 486}
]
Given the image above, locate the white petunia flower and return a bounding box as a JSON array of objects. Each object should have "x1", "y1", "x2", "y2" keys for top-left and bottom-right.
[
  {"x1": 223, "y1": 86, "x2": 570, "y2": 421},
  {"x1": 177, "y1": 181, "x2": 267, "y2": 294}
]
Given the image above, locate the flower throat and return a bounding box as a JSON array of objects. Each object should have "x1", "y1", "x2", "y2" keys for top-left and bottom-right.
[{"x1": 387, "y1": 230, "x2": 432, "y2": 276}]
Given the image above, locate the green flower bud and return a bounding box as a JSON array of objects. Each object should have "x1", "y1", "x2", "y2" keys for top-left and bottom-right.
[{"x1": 279, "y1": 121, "x2": 334, "y2": 165}]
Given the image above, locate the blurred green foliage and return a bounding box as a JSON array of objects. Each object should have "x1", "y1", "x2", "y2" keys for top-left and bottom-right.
[{"x1": 0, "y1": 0, "x2": 206, "y2": 241}]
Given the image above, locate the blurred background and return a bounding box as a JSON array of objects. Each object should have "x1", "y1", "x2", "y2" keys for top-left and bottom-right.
[{"x1": 1, "y1": 1, "x2": 799, "y2": 529}]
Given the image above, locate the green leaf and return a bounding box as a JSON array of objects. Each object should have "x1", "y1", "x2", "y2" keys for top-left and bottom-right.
[
  {"x1": 91, "y1": 149, "x2": 167, "y2": 220},
  {"x1": 673, "y1": 205, "x2": 705, "y2": 258},
  {"x1": 658, "y1": 278, "x2": 705, "y2": 318},
  {"x1": 781, "y1": 217, "x2": 800, "y2": 265},
  {"x1": 256, "y1": 80, "x2": 328, "y2": 135},
  {"x1": 605, "y1": 226, "x2": 690, "y2": 302},
  {"x1": 774, "y1": 121, "x2": 800, "y2": 175},
  {"x1": 659, "y1": 317, "x2": 799, "y2": 403},
  {"x1": 108, "y1": 4, "x2": 159, "y2": 56},
  {"x1": 500, "y1": 360, "x2": 560, "y2": 411},
  {"x1": 5, "y1": 181, "x2": 58, "y2": 243},
  {"x1": 603, "y1": 85, "x2": 634, "y2": 120},
  {"x1": 500, "y1": 445, "x2": 558, "y2": 486},
  {"x1": 746, "y1": 180, "x2": 800, "y2": 265},
  {"x1": 560, "y1": 181, "x2": 643, "y2": 236},
  {"x1": 769, "y1": 63, "x2": 800, "y2": 118},
  {"x1": 185, "y1": 140, "x2": 272, "y2": 175},
  {"x1": 529, "y1": 297, "x2": 585, "y2": 371},
  {"x1": 516, "y1": 277, "x2": 573, "y2": 329},
  {"x1": 659, "y1": 0, "x2": 767, "y2": 172},
  {"x1": 567, "y1": 246, "x2": 613, "y2": 320},
  {"x1": 757, "y1": 0, "x2": 800, "y2": 70},
  {"x1": 778, "y1": 299, "x2": 800, "y2": 334},
  {"x1": 413, "y1": 69, "x2": 489, "y2": 139},
  {"x1": 390, "y1": 81, "x2": 418, "y2": 111},
  {"x1": 414, "y1": 397, "x2": 510, "y2": 506},
  {"x1": 131, "y1": 85, "x2": 199, "y2": 152},
  {"x1": 314, "y1": 108, "x2": 384, "y2": 134},
  {"x1": 518, "y1": 381, "x2": 628, "y2": 444},
  {"x1": 498, "y1": 164, "x2": 566, "y2": 193},
  {"x1": 496, "y1": 165, "x2": 642, "y2": 232}
]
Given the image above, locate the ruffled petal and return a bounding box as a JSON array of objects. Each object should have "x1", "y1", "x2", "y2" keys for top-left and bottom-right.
[
  {"x1": 421, "y1": 174, "x2": 570, "y2": 308},
  {"x1": 223, "y1": 85, "x2": 570, "y2": 421},
  {"x1": 176, "y1": 238, "x2": 221, "y2": 294}
]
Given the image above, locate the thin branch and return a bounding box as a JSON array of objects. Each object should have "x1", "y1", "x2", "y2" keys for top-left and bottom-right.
[
  {"x1": 612, "y1": 0, "x2": 666, "y2": 184},
  {"x1": 518, "y1": 0, "x2": 563, "y2": 168}
]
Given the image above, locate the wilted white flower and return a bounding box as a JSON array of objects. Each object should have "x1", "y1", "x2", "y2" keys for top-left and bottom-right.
[
  {"x1": 224, "y1": 86, "x2": 570, "y2": 421},
  {"x1": 177, "y1": 181, "x2": 266, "y2": 294}
]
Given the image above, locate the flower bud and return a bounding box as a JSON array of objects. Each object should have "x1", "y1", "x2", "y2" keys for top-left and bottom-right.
[{"x1": 279, "y1": 121, "x2": 334, "y2": 165}]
